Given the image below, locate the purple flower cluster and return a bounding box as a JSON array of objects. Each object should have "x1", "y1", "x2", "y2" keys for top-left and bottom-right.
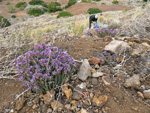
[
  {"x1": 14, "y1": 44, "x2": 76, "y2": 93},
  {"x1": 103, "y1": 51, "x2": 118, "y2": 66},
  {"x1": 95, "y1": 27, "x2": 118, "y2": 37}
]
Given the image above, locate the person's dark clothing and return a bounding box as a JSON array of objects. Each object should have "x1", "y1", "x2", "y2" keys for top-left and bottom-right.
[{"x1": 89, "y1": 15, "x2": 98, "y2": 29}]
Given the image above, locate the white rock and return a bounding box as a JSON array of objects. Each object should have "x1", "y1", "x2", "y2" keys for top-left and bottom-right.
[
  {"x1": 78, "y1": 59, "x2": 92, "y2": 81},
  {"x1": 81, "y1": 108, "x2": 88, "y2": 113},
  {"x1": 92, "y1": 72, "x2": 104, "y2": 78},
  {"x1": 77, "y1": 83, "x2": 87, "y2": 89},
  {"x1": 104, "y1": 40, "x2": 131, "y2": 54},
  {"x1": 143, "y1": 89, "x2": 150, "y2": 99},
  {"x1": 124, "y1": 75, "x2": 141, "y2": 89}
]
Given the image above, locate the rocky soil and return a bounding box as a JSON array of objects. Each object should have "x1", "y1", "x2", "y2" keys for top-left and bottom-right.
[{"x1": 0, "y1": 3, "x2": 150, "y2": 113}]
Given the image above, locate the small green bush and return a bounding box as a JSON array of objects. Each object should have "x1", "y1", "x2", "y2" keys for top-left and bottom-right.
[
  {"x1": 57, "y1": 11, "x2": 73, "y2": 18},
  {"x1": 48, "y1": 2, "x2": 62, "y2": 13},
  {"x1": 101, "y1": 2, "x2": 106, "y2": 5},
  {"x1": 11, "y1": 15, "x2": 16, "y2": 18},
  {"x1": 28, "y1": 7, "x2": 44, "y2": 16},
  {"x1": 143, "y1": 0, "x2": 148, "y2": 2},
  {"x1": 54, "y1": 2, "x2": 61, "y2": 6},
  {"x1": 65, "y1": 0, "x2": 76, "y2": 8},
  {"x1": 5, "y1": 1, "x2": 10, "y2": 5},
  {"x1": 0, "y1": 16, "x2": 11, "y2": 28},
  {"x1": 87, "y1": 8, "x2": 102, "y2": 14},
  {"x1": 29, "y1": 0, "x2": 47, "y2": 7},
  {"x1": 93, "y1": 0, "x2": 101, "y2": 1},
  {"x1": 112, "y1": 0, "x2": 119, "y2": 5},
  {"x1": 0, "y1": 0, "x2": 2, "y2": 2},
  {"x1": 82, "y1": 0, "x2": 88, "y2": 3},
  {"x1": 8, "y1": 5, "x2": 15, "y2": 13},
  {"x1": 15, "y1": 2, "x2": 27, "y2": 10}
]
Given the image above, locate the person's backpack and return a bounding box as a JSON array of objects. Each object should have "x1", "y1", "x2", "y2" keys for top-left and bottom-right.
[{"x1": 94, "y1": 22, "x2": 99, "y2": 28}]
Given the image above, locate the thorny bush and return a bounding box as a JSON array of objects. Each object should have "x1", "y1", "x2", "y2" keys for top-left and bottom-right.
[{"x1": 14, "y1": 44, "x2": 76, "y2": 93}]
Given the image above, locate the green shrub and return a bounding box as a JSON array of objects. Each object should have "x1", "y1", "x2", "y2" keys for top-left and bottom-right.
[
  {"x1": 29, "y1": 0, "x2": 48, "y2": 7},
  {"x1": 87, "y1": 8, "x2": 102, "y2": 14},
  {"x1": 65, "y1": 0, "x2": 76, "y2": 8},
  {"x1": 11, "y1": 15, "x2": 16, "y2": 18},
  {"x1": 0, "y1": 16, "x2": 11, "y2": 28},
  {"x1": 8, "y1": 5, "x2": 15, "y2": 13},
  {"x1": 0, "y1": 0, "x2": 2, "y2": 2},
  {"x1": 54, "y1": 2, "x2": 61, "y2": 6},
  {"x1": 48, "y1": 2, "x2": 62, "y2": 13},
  {"x1": 82, "y1": 0, "x2": 88, "y2": 3},
  {"x1": 57, "y1": 11, "x2": 73, "y2": 18},
  {"x1": 93, "y1": 0, "x2": 101, "y2": 1},
  {"x1": 101, "y1": 2, "x2": 106, "y2": 5},
  {"x1": 28, "y1": 7, "x2": 44, "y2": 16},
  {"x1": 15, "y1": 2, "x2": 27, "y2": 10},
  {"x1": 5, "y1": 1, "x2": 10, "y2": 5},
  {"x1": 112, "y1": 0, "x2": 119, "y2": 5},
  {"x1": 143, "y1": 0, "x2": 148, "y2": 2}
]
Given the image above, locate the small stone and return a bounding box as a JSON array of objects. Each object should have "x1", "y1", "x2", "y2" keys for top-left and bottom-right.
[
  {"x1": 15, "y1": 96, "x2": 25, "y2": 110},
  {"x1": 81, "y1": 108, "x2": 88, "y2": 113},
  {"x1": 47, "y1": 108, "x2": 53, "y2": 113},
  {"x1": 92, "y1": 72, "x2": 104, "y2": 78},
  {"x1": 131, "y1": 107, "x2": 138, "y2": 111},
  {"x1": 137, "y1": 91, "x2": 144, "y2": 98},
  {"x1": 41, "y1": 104, "x2": 48, "y2": 113},
  {"x1": 62, "y1": 84, "x2": 72, "y2": 99},
  {"x1": 88, "y1": 57, "x2": 103, "y2": 65},
  {"x1": 77, "y1": 83, "x2": 87, "y2": 89},
  {"x1": 80, "y1": 35, "x2": 86, "y2": 39},
  {"x1": 27, "y1": 101, "x2": 33, "y2": 107},
  {"x1": 95, "y1": 64, "x2": 100, "y2": 69},
  {"x1": 44, "y1": 89, "x2": 55, "y2": 105},
  {"x1": 92, "y1": 94, "x2": 108, "y2": 107},
  {"x1": 78, "y1": 59, "x2": 92, "y2": 81},
  {"x1": 76, "y1": 108, "x2": 80, "y2": 112},
  {"x1": 33, "y1": 96, "x2": 40, "y2": 104},
  {"x1": 32, "y1": 105, "x2": 37, "y2": 109},
  {"x1": 72, "y1": 87, "x2": 83, "y2": 101},
  {"x1": 142, "y1": 42, "x2": 149, "y2": 47},
  {"x1": 92, "y1": 78, "x2": 98, "y2": 85},
  {"x1": 143, "y1": 89, "x2": 150, "y2": 99},
  {"x1": 51, "y1": 101, "x2": 64, "y2": 112},
  {"x1": 90, "y1": 92, "x2": 94, "y2": 99},
  {"x1": 94, "y1": 109, "x2": 99, "y2": 113},
  {"x1": 124, "y1": 75, "x2": 141, "y2": 89},
  {"x1": 65, "y1": 104, "x2": 71, "y2": 109},
  {"x1": 91, "y1": 69, "x2": 96, "y2": 73}
]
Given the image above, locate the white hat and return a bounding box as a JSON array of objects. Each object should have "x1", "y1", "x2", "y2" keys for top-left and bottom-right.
[{"x1": 95, "y1": 15, "x2": 98, "y2": 19}]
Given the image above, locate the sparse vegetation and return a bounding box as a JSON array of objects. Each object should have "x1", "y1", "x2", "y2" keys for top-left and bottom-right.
[
  {"x1": 0, "y1": 16, "x2": 11, "y2": 28},
  {"x1": 65, "y1": 0, "x2": 76, "y2": 8},
  {"x1": 87, "y1": 8, "x2": 102, "y2": 14},
  {"x1": 57, "y1": 11, "x2": 73, "y2": 18},
  {"x1": 15, "y1": 2, "x2": 27, "y2": 10},
  {"x1": 5, "y1": 1, "x2": 10, "y2": 5},
  {"x1": 8, "y1": 5, "x2": 15, "y2": 13},
  {"x1": 112, "y1": 0, "x2": 119, "y2": 5},
  {"x1": 28, "y1": 7, "x2": 44, "y2": 16},
  {"x1": 11, "y1": 15, "x2": 16, "y2": 18},
  {"x1": 48, "y1": 2, "x2": 62, "y2": 13}
]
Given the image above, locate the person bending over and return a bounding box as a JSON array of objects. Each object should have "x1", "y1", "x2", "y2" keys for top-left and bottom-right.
[{"x1": 89, "y1": 14, "x2": 98, "y2": 29}]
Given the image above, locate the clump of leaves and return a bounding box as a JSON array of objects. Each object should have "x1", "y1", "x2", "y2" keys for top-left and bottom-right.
[
  {"x1": 15, "y1": 2, "x2": 27, "y2": 10},
  {"x1": 14, "y1": 44, "x2": 76, "y2": 93},
  {"x1": 48, "y1": 2, "x2": 62, "y2": 13},
  {"x1": 0, "y1": 16, "x2": 11, "y2": 28},
  {"x1": 11, "y1": 15, "x2": 16, "y2": 18},
  {"x1": 57, "y1": 11, "x2": 73, "y2": 18},
  {"x1": 112, "y1": 0, "x2": 119, "y2": 5},
  {"x1": 28, "y1": 7, "x2": 44, "y2": 16},
  {"x1": 87, "y1": 8, "x2": 102, "y2": 14}
]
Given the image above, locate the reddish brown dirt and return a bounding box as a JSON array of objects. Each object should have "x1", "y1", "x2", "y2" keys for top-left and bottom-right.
[
  {"x1": 66, "y1": 3, "x2": 132, "y2": 15},
  {"x1": 0, "y1": 79, "x2": 24, "y2": 109},
  {"x1": 54, "y1": 38, "x2": 106, "y2": 60}
]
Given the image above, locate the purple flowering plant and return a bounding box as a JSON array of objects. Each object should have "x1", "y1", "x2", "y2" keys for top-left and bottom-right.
[
  {"x1": 14, "y1": 44, "x2": 76, "y2": 93},
  {"x1": 103, "y1": 51, "x2": 118, "y2": 66},
  {"x1": 95, "y1": 27, "x2": 118, "y2": 37}
]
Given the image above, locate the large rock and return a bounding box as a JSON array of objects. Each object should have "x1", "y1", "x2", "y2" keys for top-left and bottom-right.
[
  {"x1": 78, "y1": 59, "x2": 92, "y2": 81},
  {"x1": 124, "y1": 75, "x2": 141, "y2": 89},
  {"x1": 51, "y1": 101, "x2": 64, "y2": 112},
  {"x1": 104, "y1": 40, "x2": 131, "y2": 54}
]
